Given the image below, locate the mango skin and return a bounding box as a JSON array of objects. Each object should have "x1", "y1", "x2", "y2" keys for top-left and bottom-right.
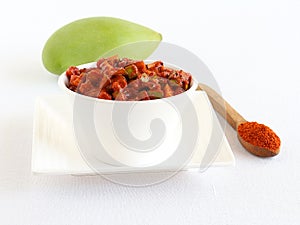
[{"x1": 42, "y1": 17, "x2": 162, "y2": 75}]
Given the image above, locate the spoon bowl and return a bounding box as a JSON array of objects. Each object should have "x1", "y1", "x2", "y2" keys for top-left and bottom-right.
[{"x1": 237, "y1": 130, "x2": 279, "y2": 157}]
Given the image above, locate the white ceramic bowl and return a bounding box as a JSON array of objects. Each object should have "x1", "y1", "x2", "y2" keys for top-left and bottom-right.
[{"x1": 58, "y1": 61, "x2": 213, "y2": 168}]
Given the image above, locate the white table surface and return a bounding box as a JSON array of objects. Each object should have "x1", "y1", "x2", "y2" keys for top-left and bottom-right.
[{"x1": 1, "y1": 0, "x2": 299, "y2": 224}]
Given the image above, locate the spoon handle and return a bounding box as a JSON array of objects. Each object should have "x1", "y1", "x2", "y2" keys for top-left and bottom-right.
[{"x1": 197, "y1": 83, "x2": 247, "y2": 130}]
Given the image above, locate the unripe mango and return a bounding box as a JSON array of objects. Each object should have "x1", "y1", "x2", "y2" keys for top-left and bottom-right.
[{"x1": 42, "y1": 17, "x2": 162, "y2": 75}]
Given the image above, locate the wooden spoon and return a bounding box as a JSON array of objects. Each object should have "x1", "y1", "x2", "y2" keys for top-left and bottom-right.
[{"x1": 197, "y1": 83, "x2": 280, "y2": 157}]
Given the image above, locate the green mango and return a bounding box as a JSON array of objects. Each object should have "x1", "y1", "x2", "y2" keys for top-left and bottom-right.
[{"x1": 42, "y1": 17, "x2": 162, "y2": 75}]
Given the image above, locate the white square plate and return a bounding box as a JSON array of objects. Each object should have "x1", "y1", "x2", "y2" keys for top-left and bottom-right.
[{"x1": 31, "y1": 94, "x2": 235, "y2": 175}]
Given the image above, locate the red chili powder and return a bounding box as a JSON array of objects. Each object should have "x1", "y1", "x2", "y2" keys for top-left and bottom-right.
[{"x1": 237, "y1": 122, "x2": 281, "y2": 151}]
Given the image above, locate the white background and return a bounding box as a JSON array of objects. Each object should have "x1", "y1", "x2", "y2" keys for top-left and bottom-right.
[{"x1": 0, "y1": 0, "x2": 299, "y2": 224}]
